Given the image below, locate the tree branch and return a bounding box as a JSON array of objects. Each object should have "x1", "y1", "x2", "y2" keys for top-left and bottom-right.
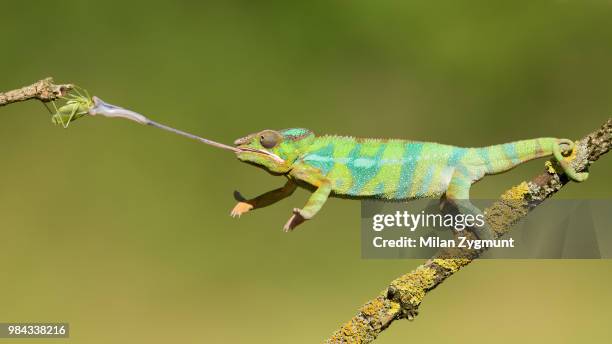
[
  {"x1": 0, "y1": 77, "x2": 73, "y2": 106},
  {"x1": 326, "y1": 118, "x2": 611, "y2": 343}
]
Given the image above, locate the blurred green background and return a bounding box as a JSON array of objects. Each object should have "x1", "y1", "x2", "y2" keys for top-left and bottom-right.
[{"x1": 1, "y1": 1, "x2": 612, "y2": 343}]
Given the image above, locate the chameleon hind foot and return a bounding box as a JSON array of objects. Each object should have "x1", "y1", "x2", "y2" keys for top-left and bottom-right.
[{"x1": 283, "y1": 208, "x2": 308, "y2": 232}]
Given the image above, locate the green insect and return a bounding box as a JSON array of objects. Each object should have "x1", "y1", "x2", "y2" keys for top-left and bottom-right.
[{"x1": 47, "y1": 87, "x2": 92, "y2": 128}]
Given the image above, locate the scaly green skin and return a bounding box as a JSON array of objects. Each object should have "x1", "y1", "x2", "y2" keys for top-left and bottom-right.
[{"x1": 230, "y1": 128, "x2": 588, "y2": 232}]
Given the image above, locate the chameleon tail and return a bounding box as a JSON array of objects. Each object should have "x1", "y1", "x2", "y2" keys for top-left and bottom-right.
[
  {"x1": 552, "y1": 139, "x2": 589, "y2": 182},
  {"x1": 477, "y1": 138, "x2": 588, "y2": 182}
]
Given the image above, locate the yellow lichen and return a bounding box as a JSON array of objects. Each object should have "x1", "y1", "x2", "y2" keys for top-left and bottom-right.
[
  {"x1": 432, "y1": 258, "x2": 470, "y2": 272},
  {"x1": 418, "y1": 266, "x2": 437, "y2": 285},
  {"x1": 388, "y1": 300, "x2": 401, "y2": 314},
  {"x1": 392, "y1": 266, "x2": 437, "y2": 306},
  {"x1": 545, "y1": 160, "x2": 557, "y2": 174},
  {"x1": 341, "y1": 322, "x2": 354, "y2": 336},
  {"x1": 486, "y1": 181, "x2": 532, "y2": 235},
  {"x1": 500, "y1": 181, "x2": 529, "y2": 201},
  {"x1": 339, "y1": 319, "x2": 365, "y2": 341},
  {"x1": 408, "y1": 288, "x2": 425, "y2": 305},
  {"x1": 361, "y1": 298, "x2": 384, "y2": 317}
]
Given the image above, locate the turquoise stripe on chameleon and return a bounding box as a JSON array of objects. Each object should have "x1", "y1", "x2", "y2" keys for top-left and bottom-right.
[
  {"x1": 476, "y1": 148, "x2": 492, "y2": 171},
  {"x1": 502, "y1": 143, "x2": 520, "y2": 164},
  {"x1": 303, "y1": 143, "x2": 335, "y2": 175},
  {"x1": 447, "y1": 147, "x2": 467, "y2": 166},
  {"x1": 347, "y1": 144, "x2": 386, "y2": 195},
  {"x1": 395, "y1": 142, "x2": 424, "y2": 198}
]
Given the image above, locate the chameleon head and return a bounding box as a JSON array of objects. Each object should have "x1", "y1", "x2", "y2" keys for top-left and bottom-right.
[{"x1": 234, "y1": 128, "x2": 315, "y2": 174}]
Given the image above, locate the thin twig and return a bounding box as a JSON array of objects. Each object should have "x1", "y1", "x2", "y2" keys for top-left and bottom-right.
[
  {"x1": 325, "y1": 118, "x2": 611, "y2": 343},
  {"x1": 0, "y1": 77, "x2": 73, "y2": 106}
]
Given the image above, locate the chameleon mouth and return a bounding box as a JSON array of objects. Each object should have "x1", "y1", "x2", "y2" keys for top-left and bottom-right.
[{"x1": 236, "y1": 147, "x2": 285, "y2": 163}]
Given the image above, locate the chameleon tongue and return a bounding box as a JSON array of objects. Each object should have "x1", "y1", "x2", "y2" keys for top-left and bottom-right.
[
  {"x1": 146, "y1": 120, "x2": 239, "y2": 152},
  {"x1": 88, "y1": 96, "x2": 239, "y2": 152}
]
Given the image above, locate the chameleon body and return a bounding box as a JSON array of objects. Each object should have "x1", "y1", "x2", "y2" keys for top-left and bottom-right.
[{"x1": 230, "y1": 128, "x2": 588, "y2": 233}]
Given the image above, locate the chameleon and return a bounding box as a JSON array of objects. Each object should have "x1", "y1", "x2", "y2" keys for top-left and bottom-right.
[
  {"x1": 229, "y1": 128, "x2": 588, "y2": 234},
  {"x1": 81, "y1": 97, "x2": 589, "y2": 237}
]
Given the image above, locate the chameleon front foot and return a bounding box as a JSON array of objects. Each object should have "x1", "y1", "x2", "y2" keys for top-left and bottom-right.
[
  {"x1": 283, "y1": 208, "x2": 309, "y2": 232},
  {"x1": 230, "y1": 202, "x2": 253, "y2": 218}
]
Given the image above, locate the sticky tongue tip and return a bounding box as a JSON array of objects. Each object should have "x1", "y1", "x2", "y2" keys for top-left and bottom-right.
[{"x1": 89, "y1": 96, "x2": 240, "y2": 152}]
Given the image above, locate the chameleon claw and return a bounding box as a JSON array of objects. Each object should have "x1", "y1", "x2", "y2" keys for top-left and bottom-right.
[{"x1": 231, "y1": 202, "x2": 253, "y2": 218}]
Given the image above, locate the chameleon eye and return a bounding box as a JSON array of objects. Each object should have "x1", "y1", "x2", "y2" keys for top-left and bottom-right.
[{"x1": 260, "y1": 131, "x2": 280, "y2": 149}]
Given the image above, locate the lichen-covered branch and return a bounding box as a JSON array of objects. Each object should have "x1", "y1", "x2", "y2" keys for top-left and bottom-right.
[
  {"x1": 0, "y1": 77, "x2": 73, "y2": 107},
  {"x1": 326, "y1": 118, "x2": 611, "y2": 344}
]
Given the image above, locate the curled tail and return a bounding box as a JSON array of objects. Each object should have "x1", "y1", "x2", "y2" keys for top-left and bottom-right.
[{"x1": 475, "y1": 138, "x2": 588, "y2": 182}]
